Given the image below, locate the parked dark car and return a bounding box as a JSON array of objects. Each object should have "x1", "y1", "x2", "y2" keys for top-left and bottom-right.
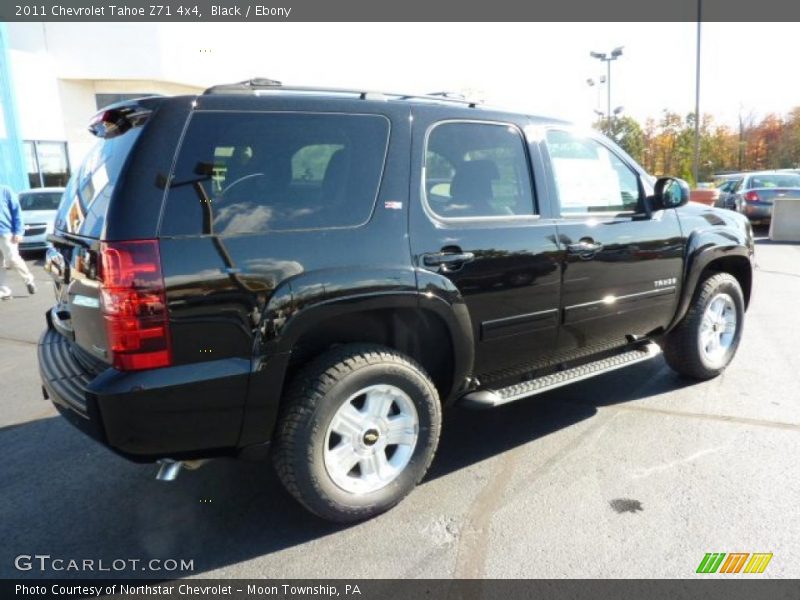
[
  {"x1": 39, "y1": 80, "x2": 754, "y2": 522},
  {"x1": 713, "y1": 176, "x2": 744, "y2": 209},
  {"x1": 724, "y1": 171, "x2": 800, "y2": 223}
]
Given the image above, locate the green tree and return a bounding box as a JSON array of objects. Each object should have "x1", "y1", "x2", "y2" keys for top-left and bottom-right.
[{"x1": 600, "y1": 116, "x2": 645, "y2": 163}]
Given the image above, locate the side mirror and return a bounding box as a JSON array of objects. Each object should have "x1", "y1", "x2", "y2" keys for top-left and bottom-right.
[{"x1": 652, "y1": 177, "x2": 690, "y2": 210}]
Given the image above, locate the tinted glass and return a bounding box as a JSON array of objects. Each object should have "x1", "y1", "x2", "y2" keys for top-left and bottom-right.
[
  {"x1": 424, "y1": 122, "x2": 535, "y2": 218},
  {"x1": 19, "y1": 191, "x2": 62, "y2": 211},
  {"x1": 54, "y1": 129, "x2": 142, "y2": 238},
  {"x1": 546, "y1": 130, "x2": 640, "y2": 215},
  {"x1": 161, "y1": 112, "x2": 390, "y2": 236}
]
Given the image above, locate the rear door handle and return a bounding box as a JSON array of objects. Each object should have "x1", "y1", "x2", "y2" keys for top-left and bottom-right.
[
  {"x1": 422, "y1": 251, "x2": 475, "y2": 271},
  {"x1": 567, "y1": 240, "x2": 604, "y2": 257}
]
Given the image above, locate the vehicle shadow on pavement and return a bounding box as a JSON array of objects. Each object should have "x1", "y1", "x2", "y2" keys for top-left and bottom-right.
[{"x1": 0, "y1": 359, "x2": 687, "y2": 579}]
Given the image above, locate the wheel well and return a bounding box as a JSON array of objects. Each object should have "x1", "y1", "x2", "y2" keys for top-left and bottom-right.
[
  {"x1": 286, "y1": 308, "x2": 455, "y2": 402},
  {"x1": 700, "y1": 255, "x2": 752, "y2": 308}
]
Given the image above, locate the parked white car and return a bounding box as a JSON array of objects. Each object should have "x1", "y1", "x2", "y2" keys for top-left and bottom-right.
[{"x1": 18, "y1": 187, "x2": 64, "y2": 251}]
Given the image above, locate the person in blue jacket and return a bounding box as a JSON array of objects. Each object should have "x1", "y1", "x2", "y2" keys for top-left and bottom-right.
[{"x1": 0, "y1": 185, "x2": 36, "y2": 300}]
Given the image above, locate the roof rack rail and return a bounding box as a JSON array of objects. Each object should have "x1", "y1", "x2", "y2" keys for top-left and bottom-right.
[
  {"x1": 203, "y1": 78, "x2": 283, "y2": 94},
  {"x1": 426, "y1": 91, "x2": 466, "y2": 100},
  {"x1": 202, "y1": 78, "x2": 482, "y2": 107}
]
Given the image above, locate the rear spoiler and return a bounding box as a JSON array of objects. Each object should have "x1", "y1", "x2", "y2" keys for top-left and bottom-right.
[{"x1": 88, "y1": 96, "x2": 164, "y2": 139}]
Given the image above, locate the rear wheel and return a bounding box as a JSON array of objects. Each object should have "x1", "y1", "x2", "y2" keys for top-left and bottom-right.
[
  {"x1": 663, "y1": 272, "x2": 745, "y2": 380},
  {"x1": 272, "y1": 344, "x2": 441, "y2": 522}
]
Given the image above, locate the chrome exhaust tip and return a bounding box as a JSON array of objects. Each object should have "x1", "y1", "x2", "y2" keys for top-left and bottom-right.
[{"x1": 155, "y1": 459, "x2": 183, "y2": 481}]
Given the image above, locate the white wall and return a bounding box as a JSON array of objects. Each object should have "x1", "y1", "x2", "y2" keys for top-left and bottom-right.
[
  {"x1": 5, "y1": 23, "x2": 204, "y2": 170},
  {"x1": 57, "y1": 79, "x2": 95, "y2": 169}
]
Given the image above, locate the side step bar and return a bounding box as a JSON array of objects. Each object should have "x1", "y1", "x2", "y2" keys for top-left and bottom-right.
[{"x1": 460, "y1": 342, "x2": 661, "y2": 409}]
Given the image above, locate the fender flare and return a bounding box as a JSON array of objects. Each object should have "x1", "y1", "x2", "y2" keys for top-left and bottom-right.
[
  {"x1": 261, "y1": 276, "x2": 475, "y2": 403},
  {"x1": 668, "y1": 230, "x2": 752, "y2": 331}
]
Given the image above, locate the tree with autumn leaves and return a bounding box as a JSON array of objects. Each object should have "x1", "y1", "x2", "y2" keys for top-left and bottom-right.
[{"x1": 595, "y1": 108, "x2": 800, "y2": 185}]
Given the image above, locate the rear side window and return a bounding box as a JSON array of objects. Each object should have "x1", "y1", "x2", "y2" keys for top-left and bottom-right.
[
  {"x1": 54, "y1": 130, "x2": 142, "y2": 238},
  {"x1": 161, "y1": 112, "x2": 390, "y2": 236},
  {"x1": 424, "y1": 122, "x2": 535, "y2": 219}
]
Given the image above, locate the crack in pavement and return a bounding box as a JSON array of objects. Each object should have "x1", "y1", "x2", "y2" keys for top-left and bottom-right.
[
  {"x1": 0, "y1": 335, "x2": 37, "y2": 346},
  {"x1": 754, "y1": 268, "x2": 800, "y2": 279},
  {"x1": 597, "y1": 403, "x2": 800, "y2": 432},
  {"x1": 451, "y1": 410, "x2": 617, "y2": 579}
]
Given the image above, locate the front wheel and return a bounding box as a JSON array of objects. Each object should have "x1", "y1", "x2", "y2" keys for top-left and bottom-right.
[
  {"x1": 272, "y1": 344, "x2": 441, "y2": 522},
  {"x1": 663, "y1": 272, "x2": 745, "y2": 380}
]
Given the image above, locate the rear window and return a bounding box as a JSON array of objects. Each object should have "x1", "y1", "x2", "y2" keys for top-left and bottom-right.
[
  {"x1": 161, "y1": 112, "x2": 390, "y2": 236},
  {"x1": 747, "y1": 174, "x2": 800, "y2": 189},
  {"x1": 19, "y1": 191, "x2": 62, "y2": 211},
  {"x1": 54, "y1": 130, "x2": 142, "y2": 238}
]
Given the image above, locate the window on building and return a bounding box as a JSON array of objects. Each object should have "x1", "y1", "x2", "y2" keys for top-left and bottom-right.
[{"x1": 24, "y1": 140, "x2": 70, "y2": 188}]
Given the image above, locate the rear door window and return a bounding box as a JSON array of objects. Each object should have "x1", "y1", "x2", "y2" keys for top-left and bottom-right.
[
  {"x1": 161, "y1": 112, "x2": 390, "y2": 236},
  {"x1": 423, "y1": 122, "x2": 536, "y2": 219}
]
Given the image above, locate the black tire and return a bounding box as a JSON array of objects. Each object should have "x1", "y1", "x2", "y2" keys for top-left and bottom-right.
[
  {"x1": 663, "y1": 272, "x2": 745, "y2": 380},
  {"x1": 272, "y1": 344, "x2": 441, "y2": 522}
]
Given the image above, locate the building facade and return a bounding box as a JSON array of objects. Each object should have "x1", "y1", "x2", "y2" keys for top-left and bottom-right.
[{"x1": 2, "y1": 23, "x2": 205, "y2": 192}]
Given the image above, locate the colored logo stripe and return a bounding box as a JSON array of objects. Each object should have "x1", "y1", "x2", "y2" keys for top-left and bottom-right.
[
  {"x1": 697, "y1": 552, "x2": 772, "y2": 574},
  {"x1": 697, "y1": 553, "x2": 726, "y2": 573},
  {"x1": 744, "y1": 553, "x2": 773, "y2": 574},
  {"x1": 719, "y1": 553, "x2": 749, "y2": 573}
]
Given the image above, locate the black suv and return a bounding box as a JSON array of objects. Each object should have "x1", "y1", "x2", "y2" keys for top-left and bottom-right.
[{"x1": 39, "y1": 80, "x2": 754, "y2": 522}]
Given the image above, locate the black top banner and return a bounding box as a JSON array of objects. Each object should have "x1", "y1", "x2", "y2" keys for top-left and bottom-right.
[{"x1": 2, "y1": 0, "x2": 800, "y2": 22}]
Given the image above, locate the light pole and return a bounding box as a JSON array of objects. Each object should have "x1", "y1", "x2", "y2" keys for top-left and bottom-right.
[
  {"x1": 590, "y1": 46, "x2": 624, "y2": 127},
  {"x1": 693, "y1": 0, "x2": 703, "y2": 185}
]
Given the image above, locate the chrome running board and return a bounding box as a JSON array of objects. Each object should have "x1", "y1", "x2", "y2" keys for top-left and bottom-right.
[{"x1": 460, "y1": 342, "x2": 661, "y2": 409}]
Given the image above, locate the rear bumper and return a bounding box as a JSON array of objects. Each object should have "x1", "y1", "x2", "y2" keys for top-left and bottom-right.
[
  {"x1": 38, "y1": 323, "x2": 252, "y2": 462},
  {"x1": 741, "y1": 203, "x2": 772, "y2": 222}
]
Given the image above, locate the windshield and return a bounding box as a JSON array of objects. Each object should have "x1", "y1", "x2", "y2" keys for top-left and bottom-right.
[
  {"x1": 19, "y1": 191, "x2": 62, "y2": 211},
  {"x1": 748, "y1": 174, "x2": 800, "y2": 189}
]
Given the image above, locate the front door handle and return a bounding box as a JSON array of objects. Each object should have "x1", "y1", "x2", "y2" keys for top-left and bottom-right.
[
  {"x1": 567, "y1": 239, "x2": 604, "y2": 258},
  {"x1": 422, "y1": 251, "x2": 475, "y2": 271}
]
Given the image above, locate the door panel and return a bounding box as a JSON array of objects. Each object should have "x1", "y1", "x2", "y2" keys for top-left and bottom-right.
[
  {"x1": 410, "y1": 113, "x2": 561, "y2": 378},
  {"x1": 544, "y1": 129, "x2": 684, "y2": 353},
  {"x1": 556, "y1": 212, "x2": 684, "y2": 351}
]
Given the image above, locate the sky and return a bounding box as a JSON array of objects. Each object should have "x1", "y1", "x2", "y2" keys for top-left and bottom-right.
[{"x1": 37, "y1": 21, "x2": 800, "y2": 129}]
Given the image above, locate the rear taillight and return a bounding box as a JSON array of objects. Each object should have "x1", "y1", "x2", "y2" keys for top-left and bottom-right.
[
  {"x1": 99, "y1": 240, "x2": 171, "y2": 371},
  {"x1": 744, "y1": 191, "x2": 760, "y2": 203}
]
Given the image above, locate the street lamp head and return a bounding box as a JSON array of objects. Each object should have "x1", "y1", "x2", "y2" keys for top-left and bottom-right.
[
  {"x1": 611, "y1": 46, "x2": 624, "y2": 58},
  {"x1": 590, "y1": 51, "x2": 607, "y2": 60},
  {"x1": 613, "y1": 105, "x2": 624, "y2": 115}
]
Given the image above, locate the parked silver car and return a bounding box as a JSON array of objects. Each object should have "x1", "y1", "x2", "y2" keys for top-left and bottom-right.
[
  {"x1": 724, "y1": 172, "x2": 800, "y2": 224},
  {"x1": 18, "y1": 187, "x2": 64, "y2": 251}
]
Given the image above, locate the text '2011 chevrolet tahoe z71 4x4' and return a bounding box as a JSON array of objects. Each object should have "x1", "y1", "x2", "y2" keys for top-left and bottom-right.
[{"x1": 39, "y1": 79, "x2": 754, "y2": 522}]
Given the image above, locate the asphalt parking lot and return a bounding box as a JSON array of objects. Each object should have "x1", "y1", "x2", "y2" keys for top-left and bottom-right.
[{"x1": 1, "y1": 229, "x2": 799, "y2": 579}]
